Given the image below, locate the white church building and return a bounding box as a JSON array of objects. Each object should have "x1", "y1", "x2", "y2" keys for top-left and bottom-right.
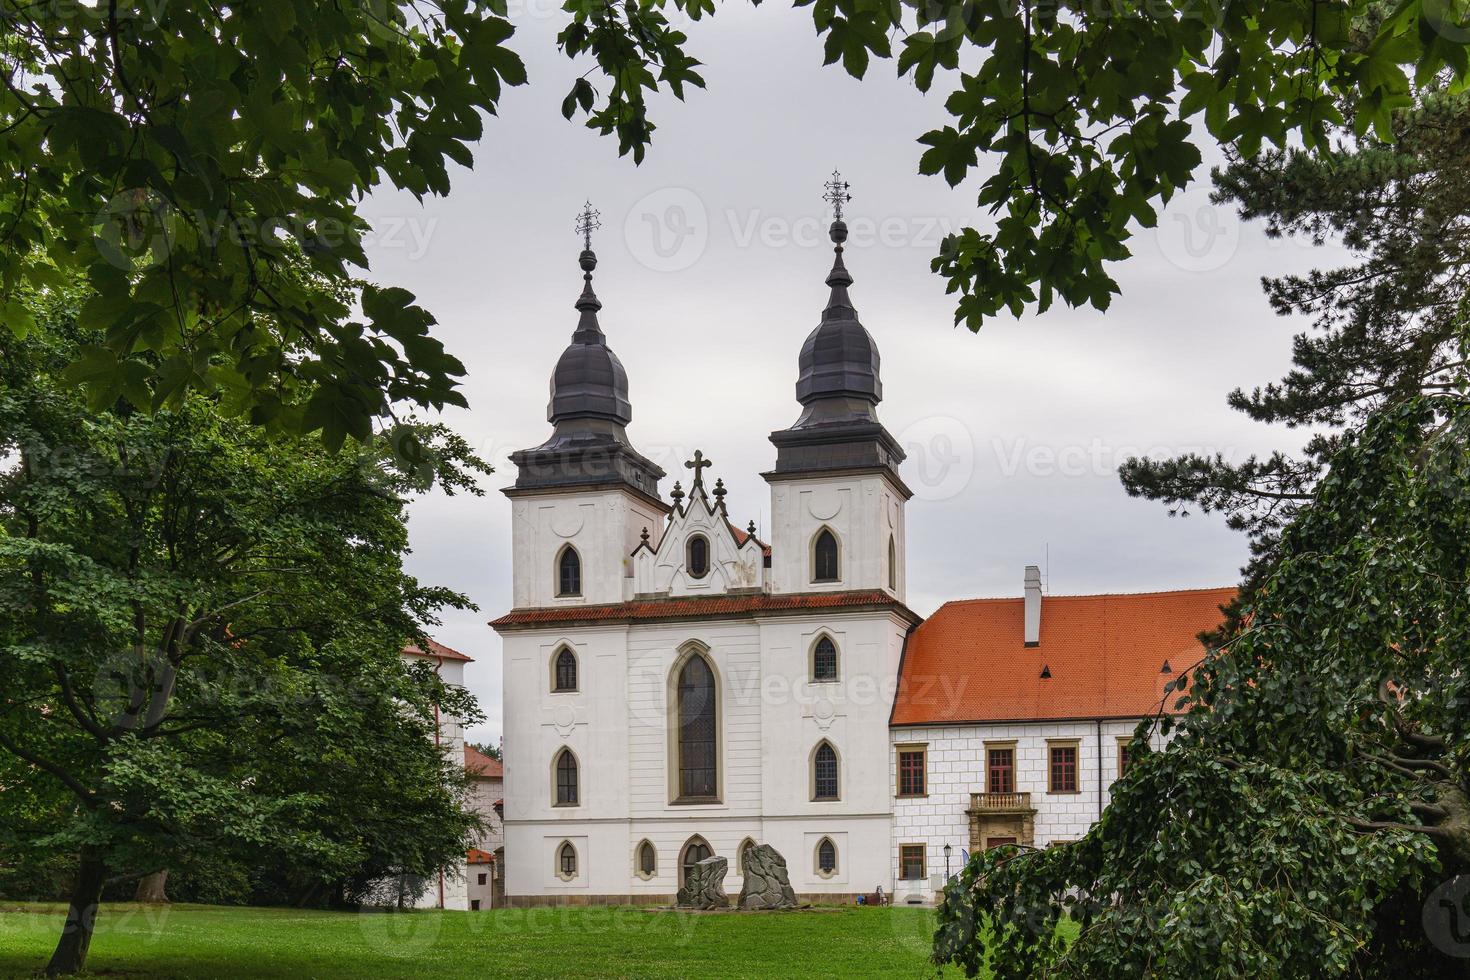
[{"x1": 491, "y1": 196, "x2": 1231, "y2": 906}]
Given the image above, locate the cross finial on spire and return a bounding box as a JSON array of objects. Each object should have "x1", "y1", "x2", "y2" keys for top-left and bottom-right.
[
  {"x1": 823, "y1": 170, "x2": 851, "y2": 223},
  {"x1": 575, "y1": 199, "x2": 602, "y2": 251},
  {"x1": 685, "y1": 450, "x2": 713, "y2": 490}
]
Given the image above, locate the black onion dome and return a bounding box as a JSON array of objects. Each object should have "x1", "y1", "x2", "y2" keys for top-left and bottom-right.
[
  {"x1": 547, "y1": 248, "x2": 633, "y2": 425},
  {"x1": 794, "y1": 220, "x2": 882, "y2": 405}
]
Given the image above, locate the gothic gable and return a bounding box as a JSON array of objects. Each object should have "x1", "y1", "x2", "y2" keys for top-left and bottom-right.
[{"x1": 631, "y1": 454, "x2": 765, "y2": 597}]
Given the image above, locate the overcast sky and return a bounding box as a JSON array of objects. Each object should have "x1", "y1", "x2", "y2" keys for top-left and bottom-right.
[{"x1": 360, "y1": 3, "x2": 1340, "y2": 746}]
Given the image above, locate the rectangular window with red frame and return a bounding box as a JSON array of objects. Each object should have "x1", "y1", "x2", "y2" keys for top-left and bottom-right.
[
  {"x1": 1049, "y1": 744, "x2": 1078, "y2": 793},
  {"x1": 897, "y1": 748, "x2": 926, "y2": 796},
  {"x1": 987, "y1": 747, "x2": 1015, "y2": 794},
  {"x1": 899, "y1": 844, "x2": 926, "y2": 880}
]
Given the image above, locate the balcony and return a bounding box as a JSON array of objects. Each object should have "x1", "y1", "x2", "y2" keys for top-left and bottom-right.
[{"x1": 970, "y1": 791, "x2": 1032, "y2": 813}]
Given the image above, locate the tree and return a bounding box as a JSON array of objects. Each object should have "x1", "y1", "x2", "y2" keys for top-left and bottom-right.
[
  {"x1": 469, "y1": 740, "x2": 502, "y2": 762},
  {"x1": 5, "y1": 1, "x2": 1469, "y2": 444},
  {"x1": 0, "y1": 293, "x2": 490, "y2": 975},
  {"x1": 934, "y1": 395, "x2": 1470, "y2": 978},
  {"x1": 1122, "y1": 87, "x2": 1470, "y2": 549}
]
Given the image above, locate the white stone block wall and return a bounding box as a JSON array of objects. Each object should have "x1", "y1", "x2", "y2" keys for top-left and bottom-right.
[{"x1": 889, "y1": 719, "x2": 1168, "y2": 902}]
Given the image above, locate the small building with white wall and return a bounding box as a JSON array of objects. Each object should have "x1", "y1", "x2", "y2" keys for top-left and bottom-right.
[
  {"x1": 400, "y1": 639, "x2": 477, "y2": 910},
  {"x1": 464, "y1": 744, "x2": 505, "y2": 908},
  {"x1": 886, "y1": 580, "x2": 1234, "y2": 903}
]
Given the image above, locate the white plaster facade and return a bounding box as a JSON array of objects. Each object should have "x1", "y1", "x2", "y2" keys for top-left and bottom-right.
[
  {"x1": 767, "y1": 472, "x2": 906, "y2": 602},
  {"x1": 498, "y1": 473, "x2": 913, "y2": 903},
  {"x1": 510, "y1": 489, "x2": 667, "y2": 607}
]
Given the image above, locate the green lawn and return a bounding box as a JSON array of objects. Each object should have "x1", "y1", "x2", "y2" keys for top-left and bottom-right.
[{"x1": 0, "y1": 902, "x2": 946, "y2": 978}]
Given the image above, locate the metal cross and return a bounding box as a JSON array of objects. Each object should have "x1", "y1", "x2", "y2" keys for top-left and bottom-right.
[
  {"x1": 823, "y1": 170, "x2": 851, "y2": 222},
  {"x1": 685, "y1": 450, "x2": 713, "y2": 488},
  {"x1": 575, "y1": 200, "x2": 601, "y2": 250}
]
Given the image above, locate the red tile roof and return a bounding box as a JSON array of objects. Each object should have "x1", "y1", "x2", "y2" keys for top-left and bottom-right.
[
  {"x1": 464, "y1": 745, "x2": 503, "y2": 779},
  {"x1": 401, "y1": 638, "x2": 474, "y2": 663},
  {"x1": 491, "y1": 590, "x2": 916, "y2": 630},
  {"x1": 467, "y1": 848, "x2": 495, "y2": 864},
  {"x1": 727, "y1": 520, "x2": 772, "y2": 557},
  {"x1": 891, "y1": 587, "x2": 1234, "y2": 726}
]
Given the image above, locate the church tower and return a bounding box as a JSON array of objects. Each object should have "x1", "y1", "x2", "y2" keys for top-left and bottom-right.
[
  {"x1": 505, "y1": 203, "x2": 668, "y2": 607},
  {"x1": 765, "y1": 174, "x2": 909, "y2": 601},
  {"x1": 494, "y1": 186, "x2": 917, "y2": 908}
]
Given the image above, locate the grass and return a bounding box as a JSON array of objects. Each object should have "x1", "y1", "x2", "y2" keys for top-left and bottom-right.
[{"x1": 0, "y1": 902, "x2": 946, "y2": 978}]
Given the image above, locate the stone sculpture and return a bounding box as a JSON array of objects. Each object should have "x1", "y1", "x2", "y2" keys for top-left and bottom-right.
[
  {"x1": 676, "y1": 855, "x2": 729, "y2": 909},
  {"x1": 737, "y1": 843, "x2": 798, "y2": 910}
]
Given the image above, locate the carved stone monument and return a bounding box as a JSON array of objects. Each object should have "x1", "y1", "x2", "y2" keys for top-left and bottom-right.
[
  {"x1": 676, "y1": 855, "x2": 729, "y2": 909},
  {"x1": 737, "y1": 843, "x2": 799, "y2": 910}
]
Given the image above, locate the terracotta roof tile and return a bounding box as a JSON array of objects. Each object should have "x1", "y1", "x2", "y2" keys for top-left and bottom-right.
[
  {"x1": 401, "y1": 638, "x2": 474, "y2": 663},
  {"x1": 464, "y1": 745, "x2": 503, "y2": 779},
  {"x1": 892, "y1": 587, "x2": 1234, "y2": 726},
  {"x1": 467, "y1": 848, "x2": 495, "y2": 864},
  {"x1": 491, "y1": 590, "x2": 915, "y2": 629},
  {"x1": 727, "y1": 520, "x2": 773, "y2": 557}
]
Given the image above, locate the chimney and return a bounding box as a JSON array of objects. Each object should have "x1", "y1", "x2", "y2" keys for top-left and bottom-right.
[{"x1": 1023, "y1": 565, "x2": 1042, "y2": 647}]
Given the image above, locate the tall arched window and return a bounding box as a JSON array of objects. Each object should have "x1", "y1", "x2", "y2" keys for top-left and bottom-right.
[
  {"x1": 888, "y1": 535, "x2": 897, "y2": 590},
  {"x1": 557, "y1": 841, "x2": 577, "y2": 880},
  {"x1": 811, "y1": 635, "x2": 838, "y2": 682},
  {"x1": 676, "y1": 654, "x2": 718, "y2": 802},
  {"x1": 686, "y1": 534, "x2": 710, "y2": 579},
  {"x1": 557, "y1": 546, "x2": 581, "y2": 597},
  {"x1": 553, "y1": 647, "x2": 578, "y2": 692},
  {"x1": 680, "y1": 836, "x2": 712, "y2": 888},
  {"x1": 816, "y1": 837, "x2": 837, "y2": 876},
  {"x1": 637, "y1": 840, "x2": 657, "y2": 879},
  {"x1": 554, "y1": 748, "x2": 579, "y2": 806},
  {"x1": 813, "y1": 741, "x2": 839, "y2": 801},
  {"x1": 812, "y1": 529, "x2": 839, "y2": 583}
]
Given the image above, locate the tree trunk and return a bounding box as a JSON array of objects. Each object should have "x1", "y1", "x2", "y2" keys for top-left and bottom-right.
[
  {"x1": 45, "y1": 847, "x2": 106, "y2": 977},
  {"x1": 134, "y1": 869, "x2": 169, "y2": 904}
]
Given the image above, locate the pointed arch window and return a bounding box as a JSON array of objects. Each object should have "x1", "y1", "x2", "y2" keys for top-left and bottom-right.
[
  {"x1": 888, "y1": 535, "x2": 897, "y2": 590},
  {"x1": 738, "y1": 838, "x2": 757, "y2": 874},
  {"x1": 811, "y1": 635, "x2": 838, "y2": 682},
  {"x1": 816, "y1": 837, "x2": 837, "y2": 877},
  {"x1": 812, "y1": 529, "x2": 839, "y2": 583},
  {"x1": 687, "y1": 534, "x2": 710, "y2": 579},
  {"x1": 813, "y1": 741, "x2": 839, "y2": 801},
  {"x1": 557, "y1": 546, "x2": 582, "y2": 597},
  {"x1": 553, "y1": 647, "x2": 578, "y2": 692},
  {"x1": 675, "y1": 654, "x2": 718, "y2": 802},
  {"x1": 554, "y1": 748, "x2": 579, "y2": 807},
  {"x1": 557, "y1": 841, "x2": 577, "y2": 880},
  {"x1": 680, "y1": 836, "x2": 712, "y2": 888},
  {"x1": 637, "y1": 840, "x2": 657, "y2": 879}
]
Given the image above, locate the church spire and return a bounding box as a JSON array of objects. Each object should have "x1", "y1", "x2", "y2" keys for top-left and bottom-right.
[
  {"x1": 769, "y1": 171, "x2": 906, "y2": 488},
  {"x1": 792, "y1": 172, "x2": 881, "y2": 408},
  {"x1": 509, "y1": 197, "x2": 665, "y2": 504},
  {"x1": 822, "y1": 172, "x2": 856, "y2": 322},
  {"x1": 573, "y1": 200, "x2": 604, "y2": 342}
]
